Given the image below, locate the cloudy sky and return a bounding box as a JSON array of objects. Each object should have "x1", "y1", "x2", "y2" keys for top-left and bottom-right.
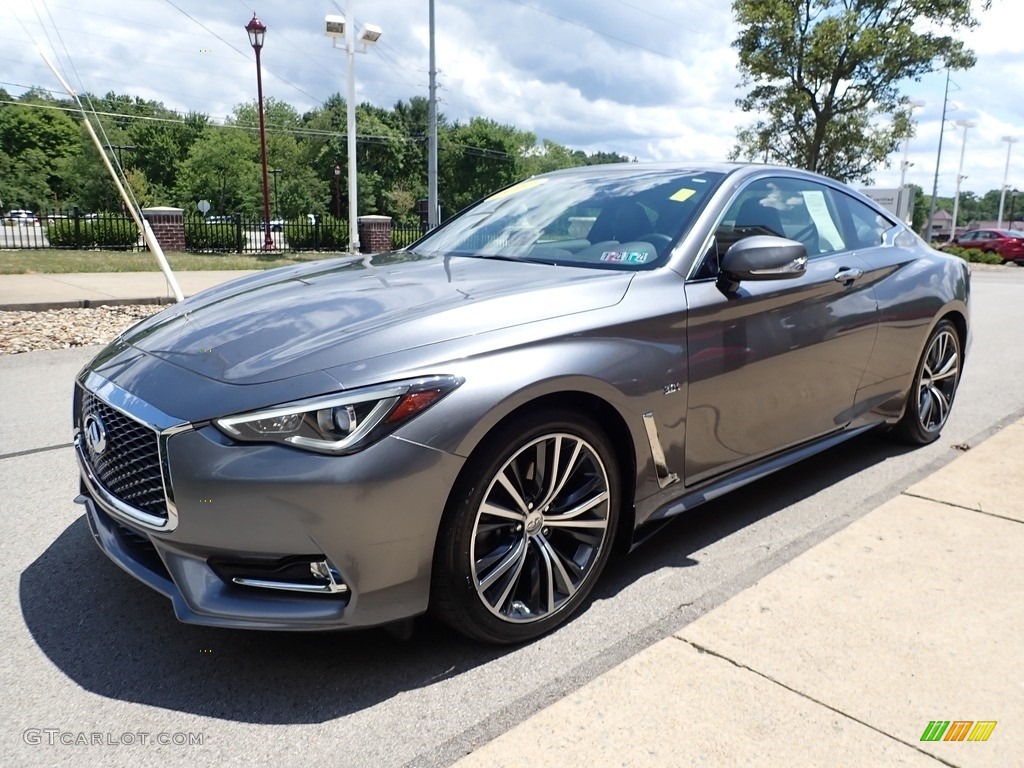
[{"x1": 2, "y1": 0, "x2": 1021, "y2": 197}]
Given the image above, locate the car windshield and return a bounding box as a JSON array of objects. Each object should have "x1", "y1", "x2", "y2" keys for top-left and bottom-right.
[{"x1": 411, "y1": 168, "x2": 726, "y2": 269}]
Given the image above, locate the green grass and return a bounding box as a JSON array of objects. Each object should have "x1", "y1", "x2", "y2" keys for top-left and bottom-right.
[{"x1": 0, "y1": 249, "x2": 347, "y2": 274}]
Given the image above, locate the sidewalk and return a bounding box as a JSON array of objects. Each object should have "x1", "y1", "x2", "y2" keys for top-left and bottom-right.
[
  {"x1": 454, "y1": 420, "x2": 1024, "y2": 767},
  {"x1": 0, "y1": 270, "x2": 257, "y2": 310}
]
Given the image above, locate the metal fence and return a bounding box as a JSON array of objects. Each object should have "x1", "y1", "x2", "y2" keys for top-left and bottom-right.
[{"x1": 1, "y1": 208, "x2": 425, "y2": 253}]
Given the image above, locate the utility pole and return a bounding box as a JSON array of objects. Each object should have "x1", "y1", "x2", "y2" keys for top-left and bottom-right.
[
  {"x1": 925, "y1": 70, "x2": 951, "y2": 243},
  {"x1": 427, "y1": 0, "x2": 439, "y2": 229}
]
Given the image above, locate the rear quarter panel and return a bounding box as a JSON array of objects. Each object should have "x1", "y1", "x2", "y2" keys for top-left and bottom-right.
[{"x1": 852, "y1": 241, "x2": 969, "y2": 423}]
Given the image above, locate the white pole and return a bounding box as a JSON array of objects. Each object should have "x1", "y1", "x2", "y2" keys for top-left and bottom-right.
[
  {"x1": 427, "y1": 0, "x2": 439, "y2": 230},
  {"x1": 39, "y1": 49, "x2": 183, "y2": 301},
  {"x1": 346, "y1": 0, "x2": 360, "y2": 253},
  {"x1": 950, "y1": 121, "x2": 973, "y2": 237},
  {"x1": 997, "y1": 136, "x2": 1018, "y2": 229},
  {"x1": 896, "y1": 100, "x2": 925, "y2": 224}
]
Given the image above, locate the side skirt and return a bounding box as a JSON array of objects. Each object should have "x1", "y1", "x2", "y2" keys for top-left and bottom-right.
[{"x1": 629, "y1": 423, "x2": 879, "y2": 550}]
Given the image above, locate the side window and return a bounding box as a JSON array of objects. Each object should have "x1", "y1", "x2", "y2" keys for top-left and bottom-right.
[
  {"x1": 695, "y1": 177, "x2": 849, "y2": 279},
  {"x1": 835, "y1": 192, "x2": 896, "y2": 248}
]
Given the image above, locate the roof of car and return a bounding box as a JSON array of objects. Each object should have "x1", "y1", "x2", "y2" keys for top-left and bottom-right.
[{"x1": 535, "y1": 161, "x2": 846, "y2": 186}]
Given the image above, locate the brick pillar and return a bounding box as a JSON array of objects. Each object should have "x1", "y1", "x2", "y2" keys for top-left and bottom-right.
[
  {"x1": 357, "y1": 215, "x2": 393, "y2": 254},
  {"x1": 142, "y1": 207, "x2": 186, "y2": 252}
]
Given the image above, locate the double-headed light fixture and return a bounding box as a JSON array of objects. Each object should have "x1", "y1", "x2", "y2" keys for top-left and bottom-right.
[{"x1": 325, "y1": 3, "x2": 382, "y2": 253}]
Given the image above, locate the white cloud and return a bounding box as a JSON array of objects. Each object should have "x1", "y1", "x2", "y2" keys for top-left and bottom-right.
[{"x1": 1, "y1": 0, "x2": 1020, "y2": 195}]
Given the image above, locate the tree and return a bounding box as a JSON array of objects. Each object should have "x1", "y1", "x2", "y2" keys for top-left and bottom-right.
[
  {"x1": 0, "y1": 94, "x2": 80, "y2": 210},
  {"x1": 730, "y1": 0, "x2": 990, "y2": 182}
]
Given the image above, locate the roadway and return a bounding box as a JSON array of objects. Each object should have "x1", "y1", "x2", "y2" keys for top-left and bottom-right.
[{"x1": 1, "y1": 268, "x2": 1023, "y2": 767}]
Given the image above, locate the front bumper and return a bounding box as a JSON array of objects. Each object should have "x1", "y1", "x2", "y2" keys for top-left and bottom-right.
[{"x1": 75, "y1": 418, "x2": 465, "y2": 631}]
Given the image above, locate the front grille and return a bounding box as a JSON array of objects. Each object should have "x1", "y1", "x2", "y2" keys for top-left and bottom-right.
[{"x1": 80, "y1": 389, "x2": 167, "y2": 520}]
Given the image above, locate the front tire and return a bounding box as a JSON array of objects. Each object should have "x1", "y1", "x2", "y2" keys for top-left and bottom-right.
[
  {"x1": 430, "y1": 410, "x2": 620, "y2": 644},
  {"x1": 892, "y1": 319, "x2": 962, "y2": 445}
]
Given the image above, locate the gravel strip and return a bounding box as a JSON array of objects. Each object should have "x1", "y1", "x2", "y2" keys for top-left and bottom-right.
[{"x1": 0, "y1": 305, "x2": 165, "y2": 355}]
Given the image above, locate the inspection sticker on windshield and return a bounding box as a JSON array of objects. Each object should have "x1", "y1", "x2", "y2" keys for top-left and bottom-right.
[{"x1": 601, "y1": 251, "x2": 649, "y2": 263}]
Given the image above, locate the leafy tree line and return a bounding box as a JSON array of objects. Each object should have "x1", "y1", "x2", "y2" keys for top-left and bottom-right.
[
  {"x1": 898, "y1": 184, "x2": 1020, "y2": 236},
  {"x1": 0, "y1": 87, "x2": 631, "y2": 225}
]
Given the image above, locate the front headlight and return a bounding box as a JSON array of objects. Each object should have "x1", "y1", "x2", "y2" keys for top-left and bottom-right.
[{"x1": 214, "y1": 375, "x2": 462, "y2": 455}]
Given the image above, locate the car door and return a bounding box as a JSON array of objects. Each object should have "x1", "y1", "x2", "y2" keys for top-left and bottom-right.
[{"x1": 682, "y1": 176, "x2": 879, "y2": 484}]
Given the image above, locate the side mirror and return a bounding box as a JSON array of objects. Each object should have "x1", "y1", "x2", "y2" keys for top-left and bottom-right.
[{"x1": 719, "y1": 236, "x2": 807, "y2": 290}]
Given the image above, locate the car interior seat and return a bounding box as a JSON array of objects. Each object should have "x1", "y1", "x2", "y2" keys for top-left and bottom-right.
[
  {"x1": 734, "y1": 197, "x2": 785, "y2": 238},
  {"x1": 587, "y1": 201, "x2": 652, "y2": 244}
]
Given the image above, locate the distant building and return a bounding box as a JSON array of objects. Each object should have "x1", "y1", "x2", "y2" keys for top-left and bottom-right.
[{"x1": 925, "y1": 209, "x2": 954, "y2": 241}]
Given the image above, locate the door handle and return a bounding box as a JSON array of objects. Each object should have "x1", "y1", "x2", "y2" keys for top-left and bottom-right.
[{"x1": 834, "y1": 267, "x2": 863, "y2": 284}]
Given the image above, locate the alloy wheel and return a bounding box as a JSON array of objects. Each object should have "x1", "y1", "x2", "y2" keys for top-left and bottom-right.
[
  {"x1": 470, "y1": 433, "x2": 611, "y2": 624},
  {"x1": 917, "y1": 327, "x2": 960, "y2": 433}
]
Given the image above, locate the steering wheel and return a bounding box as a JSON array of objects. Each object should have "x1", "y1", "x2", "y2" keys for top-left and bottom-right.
[{"x1": 634, "y1": 233, "x2": 673, "y2": 256}]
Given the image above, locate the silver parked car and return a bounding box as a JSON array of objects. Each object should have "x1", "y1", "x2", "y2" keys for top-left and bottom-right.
[{"x1": 73, "y1": 163, "x2": 969, "y2": 643}]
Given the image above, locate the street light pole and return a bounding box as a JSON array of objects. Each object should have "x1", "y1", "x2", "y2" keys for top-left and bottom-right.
[
  {"x1": 246, "y1": 13, "x2": 275, "y2": 251},
  {"x1": 325, "y1": 5, "x2": 381, "y2": 254},
  {"x1": 897, "y1": 99, "x2": 925, "y2": 224},
  {"x1": 997, "y1": 136, "x2": 1018, "y2": 229},
  {"x1": 427, "y1": 0, "x2": 439, "y2": 229},
  {"x1": 950, "y1": 120, "x2": 974, "y2": 237},
  {"x1": 344, "y1": 0, "x2": 358, "y2": 252}
]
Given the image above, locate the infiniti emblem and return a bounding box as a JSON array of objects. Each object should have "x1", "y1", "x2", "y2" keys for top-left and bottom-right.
[{"x1": 83, "y1": 413, "x2": 107, "y2": 455}]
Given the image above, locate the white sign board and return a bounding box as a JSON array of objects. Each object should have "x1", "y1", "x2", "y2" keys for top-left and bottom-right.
[{"x1": 860, "y1": 187, "x2": 911, "y2": 223}]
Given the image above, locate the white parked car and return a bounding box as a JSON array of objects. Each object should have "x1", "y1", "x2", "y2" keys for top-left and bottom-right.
[{"x1": 6, "y1": 209, "x2": 36, "y2": 225}]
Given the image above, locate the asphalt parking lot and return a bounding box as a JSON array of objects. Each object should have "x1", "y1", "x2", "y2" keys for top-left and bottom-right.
[{"x1": 2, "y1": 268, "x2": 1023, "y2": 768}]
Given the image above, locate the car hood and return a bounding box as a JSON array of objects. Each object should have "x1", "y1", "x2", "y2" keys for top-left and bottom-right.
[{"x1": 119, "y1": 251, "x2": 633, "y2": 385}]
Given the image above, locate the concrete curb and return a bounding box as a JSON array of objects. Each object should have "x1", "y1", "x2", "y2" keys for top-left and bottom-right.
[{"x1": 1, "y1": 297, "x2": 177, "y2": 312}]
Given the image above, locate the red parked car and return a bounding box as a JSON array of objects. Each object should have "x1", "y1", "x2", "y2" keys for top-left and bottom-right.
[{"x1": 944, "y1": 228, "x2": 1024, "y2": 264}]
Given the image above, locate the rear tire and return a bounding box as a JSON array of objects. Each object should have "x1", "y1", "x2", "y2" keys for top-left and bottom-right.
[
  {"x1": 891, "y1": 319, "x2": 962, "y2": 445},
  {"x1": 430, "y1": 410, "x2": 619, "y2": 644}
]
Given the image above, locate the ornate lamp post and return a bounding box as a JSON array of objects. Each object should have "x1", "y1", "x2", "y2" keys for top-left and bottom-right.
[{"x1": 245, "y1": 13, "x2": 275, "y2": 251}]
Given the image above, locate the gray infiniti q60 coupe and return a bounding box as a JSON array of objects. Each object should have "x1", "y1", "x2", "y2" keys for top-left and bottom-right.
[{"x1": 73, "y1": 163, "x2": 969, "y2": 644}]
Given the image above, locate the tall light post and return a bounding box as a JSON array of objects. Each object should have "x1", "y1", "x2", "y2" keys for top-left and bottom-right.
[
  {"x1": 325, "y1": 6, "x2": 382, "y2": 253},
  {"x1": 950, "y1": 119, "x2": 975, "y2": 236},
  {"x1": 897, "y1": 99, "x2": 925, "y2": 224},
  {"x1": 997, "y1": 136, "x2": 1018, "y2": 228},
  {"x1": 427, "y1": 0, "x2": 439, "y2": 229},
  {"x1": 245, "y1": 13, "x2": 274, "y2": 251}
]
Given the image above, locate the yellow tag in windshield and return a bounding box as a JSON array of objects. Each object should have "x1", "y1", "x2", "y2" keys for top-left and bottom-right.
[
  {"x1": 488, "y1": 178, "x2": 547, "y2": 201},
  {"x1": 670, "y1": 188, "x2": 696, "y2": 202}
]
